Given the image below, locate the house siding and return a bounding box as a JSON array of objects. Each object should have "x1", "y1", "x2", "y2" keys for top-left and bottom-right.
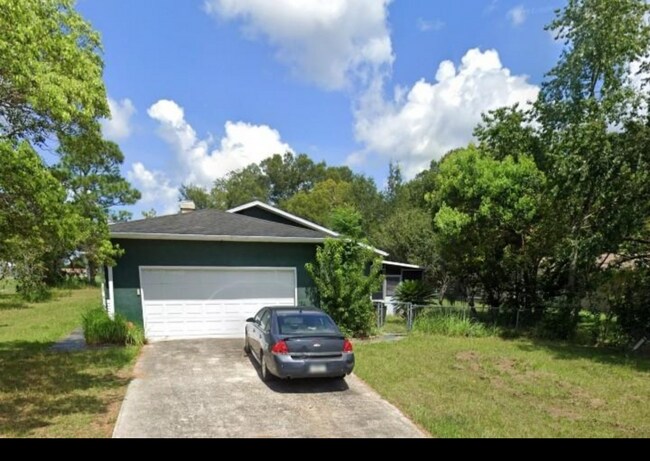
[{"x1": 111, "y1": 239, "x2": 319, "y2": 326}]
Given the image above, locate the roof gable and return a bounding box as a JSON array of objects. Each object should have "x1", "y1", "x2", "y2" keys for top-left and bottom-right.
[
  {"x1": 233, "y1": 206, "x2": 314, "y2": 230},
  {"x1": 227, "y1": 201, "x2": 339, "y2": 237}
]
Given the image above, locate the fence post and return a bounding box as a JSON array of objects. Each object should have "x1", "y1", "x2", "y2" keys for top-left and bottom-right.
[
  {"x1": 515, "y1": 309, "x2": 522, "y2": 330},
  {"x1": 407, "y1": 302, "x2": 413, "y2": 331},
  {"x1": 376, "y1": 302, "x2": 385, "y2": 329}
]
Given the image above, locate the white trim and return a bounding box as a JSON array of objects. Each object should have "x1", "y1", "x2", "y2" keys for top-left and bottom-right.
[
  {"x1": 363, "y1": 243, "x2": 389, "y2": 257},
  {"x1": 227, "y1": 200, "x2": 340, "y2": 237},
  {"x1": 111, "y1": 232, "x2": 326, "y2": 244},
  {"x1": 101, "y1": 281, "x2": 106, "y2": 309},
  {"x1": 107, "y1": 266, "x2": 115, "y2": 319},
  {"x1": 382, "y1": 260, "x2": 424, "y2": 269},
  {"x1": 138, "y1": 266, "x2": 298, "y2": 339}
]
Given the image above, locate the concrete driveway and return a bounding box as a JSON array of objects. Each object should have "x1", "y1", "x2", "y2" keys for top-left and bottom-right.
[{"x1": 113, "y1": 339, "x2": 426, "y2": 438}]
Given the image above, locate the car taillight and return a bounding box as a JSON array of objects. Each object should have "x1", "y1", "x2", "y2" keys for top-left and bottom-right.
[
  {"x1": 343, "y1": 339, "x2": 353, "y2": 353},
  {"x1": 271, "y1": 340, "x2": 289, "y2": 355}
]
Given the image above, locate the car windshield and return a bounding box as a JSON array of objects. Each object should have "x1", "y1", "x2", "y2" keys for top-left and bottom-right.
[{"x1": 276, "y1": 311, "x2": 340, "y2": 336}]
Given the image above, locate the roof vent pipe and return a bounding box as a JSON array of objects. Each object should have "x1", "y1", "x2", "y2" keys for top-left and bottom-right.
[{"x1": 179, "y1": 200, "x2": 196, "y2": 214}]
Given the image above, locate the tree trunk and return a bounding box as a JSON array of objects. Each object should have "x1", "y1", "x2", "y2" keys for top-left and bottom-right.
[{"x1": 87, "y1": 260, "x2": 97, "y2": 284}]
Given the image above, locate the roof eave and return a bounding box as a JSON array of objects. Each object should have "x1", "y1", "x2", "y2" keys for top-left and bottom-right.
[
  {"x1": 110, "y1": 232, "x2": 326, "y2": 244},
  {"x1": 382, "y1": 260, "x2": 425, "y2": 270}
]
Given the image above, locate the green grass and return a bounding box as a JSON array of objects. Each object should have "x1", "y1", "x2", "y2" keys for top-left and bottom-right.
[
  {"x1": 355, "y1": 333, "x2": 650, "y2": 437},
  {"x1": 0, "y1": 285, "x2": 140, "y2": 437},
  {"x1": 380, "y1": 315, "x2": 408, "y2": 335},
  {"x1": 414, "y1": 312, "x2": 500, "y2": 337}
]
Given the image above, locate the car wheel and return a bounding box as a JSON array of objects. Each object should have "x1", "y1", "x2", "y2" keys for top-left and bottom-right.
[
  {"x1": 243, "y1": 335, "x2": 251, "y2": 354},
  {"x1": 260, "y1": 352, "x2": 272, "y2": 382}
]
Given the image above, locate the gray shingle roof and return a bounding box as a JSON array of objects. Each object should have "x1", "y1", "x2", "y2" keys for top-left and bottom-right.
[{"x1": 109, "y1": 209, "x2": 327, "y2": 239}]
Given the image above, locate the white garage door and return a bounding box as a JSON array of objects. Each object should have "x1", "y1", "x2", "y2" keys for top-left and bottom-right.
[{"x1": 140, "y1": 267, "x2": 296, "y2": 340}]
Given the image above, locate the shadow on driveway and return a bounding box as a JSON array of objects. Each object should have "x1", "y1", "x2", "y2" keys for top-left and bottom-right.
[{"x1": 245, "y1": 352, "x2": 349, "y2": 393}]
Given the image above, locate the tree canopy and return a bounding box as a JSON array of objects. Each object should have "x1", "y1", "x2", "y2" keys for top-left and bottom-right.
[
  {"x1": 0, "y1": 1, "x2": 138, "y2": 298},
  {"x1": 0, "y1": 0, "x2": 109, "y2": 144}
]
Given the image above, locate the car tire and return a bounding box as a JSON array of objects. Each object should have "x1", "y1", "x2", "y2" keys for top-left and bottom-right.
[
  {"x1": 260, "y1": 352, "x2": 273, "y2": 382},
  {"x1": 243, "y1": 335, "x2": 251, "y2": 354}
]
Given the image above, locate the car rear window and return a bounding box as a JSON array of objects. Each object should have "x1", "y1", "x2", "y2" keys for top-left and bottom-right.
[{"x1": 276, "y1": 312, "x2": 339, "y2": 335}]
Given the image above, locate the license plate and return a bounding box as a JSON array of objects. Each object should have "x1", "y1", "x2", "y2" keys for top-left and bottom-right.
[{"x1": 309, "y1": 364, "x2": 327, "y2": 374}]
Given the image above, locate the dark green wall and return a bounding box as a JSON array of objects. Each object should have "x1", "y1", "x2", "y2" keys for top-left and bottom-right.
[
  {"x1": 111, "y1": 239, "x2": 318, "y2": 325},
  {"x1": 236, "y1": 207, "x2": 312, "y2": 229}
]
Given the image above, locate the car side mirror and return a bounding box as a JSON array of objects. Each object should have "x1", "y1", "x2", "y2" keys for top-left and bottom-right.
[{"x1": 246, "y1": 317, "x2": 256, "y2": 323}]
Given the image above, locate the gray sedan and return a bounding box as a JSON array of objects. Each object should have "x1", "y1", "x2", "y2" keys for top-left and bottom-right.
[{"x1": 244, "y1": 306, "x2": 355, "y2": 381}]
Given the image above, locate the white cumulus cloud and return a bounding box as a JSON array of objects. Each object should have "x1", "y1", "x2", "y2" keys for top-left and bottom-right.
[
  {"x1": 127, "y1": 162, "x2": 179, "y2": 215},
  {"x1": 507, "y1": 5, "x2": 527, "y2": 26},
  {"x1": 353, "y1": 48, "x2": 540, "y2": 176},
  {"x1": 147, "y1": 99, "x2": 292, "y2": 188},
  {"x1": 204, "y1": 0, "x2": 394, "y2": 90},
  {"x1": 130, "y1": 99, "x2": 292, "y2": 214},
  {"x1": 101, "y1": 97, "x2": 136, "y2": 141}
]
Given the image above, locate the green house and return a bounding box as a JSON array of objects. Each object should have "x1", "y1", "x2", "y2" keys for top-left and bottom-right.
[{"x1": 106, "y1": 201, "x2": 422, "y2": 340}]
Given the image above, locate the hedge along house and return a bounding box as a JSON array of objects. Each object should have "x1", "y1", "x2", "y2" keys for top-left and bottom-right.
[{"x1": 105, "y1": 200, "x2": 423, "y2": 340}]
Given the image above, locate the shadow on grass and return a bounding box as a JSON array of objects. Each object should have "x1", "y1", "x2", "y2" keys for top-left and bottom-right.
[
  {"x1": 514, "y1": 339, "x2": 650, "y2": 373},
  {"x1": 0, "y1": 294, "x2": 29, "y2": 311},
  {"x1": 0, "y1": 340, "x2": 134, "y2": 436}
]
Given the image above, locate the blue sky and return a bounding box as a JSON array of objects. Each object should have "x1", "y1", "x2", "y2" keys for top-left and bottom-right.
[{"x1": 77, "y1": 0, "x2": 564, "y2": 215}]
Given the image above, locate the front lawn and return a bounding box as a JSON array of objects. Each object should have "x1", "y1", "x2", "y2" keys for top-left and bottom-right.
[
  {"x1": 380, "y1": 315, "x2": 408, "y2": 335},
  {"x1": 355, "y1": 334, "x2": 650, "y2": 437},
  {"x1": 0, "y1": 284, "x2": 139, "y2": 437}
]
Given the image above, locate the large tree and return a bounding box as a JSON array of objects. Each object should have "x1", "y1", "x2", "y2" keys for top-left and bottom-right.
[
  {"x1": 536, "y1": 0, "x2": 650, "y2": 318},
  {"x1": 0, "y1": 141, "x2": 81, "y2": 299},
  {"x1": 0, "y1": 0, "x2": 109, "y2": 144},
  {"x1": 179, "y1": 184, "x2": 217, "y2": 210},
  {"x1": 428, "y1": 146, "x2": 547, "y2": 310},
  {"x1": 260, "y1": 152, "x2": 325, "y2": 204},
  {"x1": 207, "y1": 164, "x2": 270, "y2": 209},
  {"x1": 281, "y1": 179, "x2": 353, "y2": 227},
  {"x1": 54, "y1": 125, "x2": 140, "y2": 280}
]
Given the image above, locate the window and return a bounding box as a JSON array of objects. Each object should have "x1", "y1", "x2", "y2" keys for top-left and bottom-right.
[
  {"x1": 260, "y1": 310, "x2": 271, "y2": 332},
  {"x1": 254, "y1": 309, "x2": 264, "y2": 324},
  {"x1": 385, "y1": 275, "x2": 402, "y2": 297},
  {"x1": 277, "y1": 312, "x2": 339, "y2": 336}
]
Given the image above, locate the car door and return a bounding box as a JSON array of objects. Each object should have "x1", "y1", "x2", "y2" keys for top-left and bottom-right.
[
  {"x1": 258, "y1": 309, "x2": 272, "y2": 353},
  {"x1": 247, "y1": 308, "x2": 264, "y2": 356}
]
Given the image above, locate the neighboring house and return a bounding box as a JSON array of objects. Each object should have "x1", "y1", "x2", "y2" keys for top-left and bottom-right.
[
  {"x1": 373, "y1": 261, "x2": 425, "y2": 315},
  {"x1": 105, "y1": 200, "x2": 423, "y2": 340}
]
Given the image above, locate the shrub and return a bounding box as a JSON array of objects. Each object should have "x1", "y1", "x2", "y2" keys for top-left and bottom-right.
[
  {"x1": 414, "y1": 309, "x2": 498, "y2": 337},
  {"x1": 608, "y1": 268, "x2": 650, "y2": 343},
  {"x1": 57, "y1": 276, "x2": 88, "y2": 290},
  {"x1": 306, "y1": 238, "x2": 383, "y2": 338},
  {"x1": 394, "y1": 280, "x2": 433, "y2": 318},
  {"x1": 13, "y1": 258, "x2": 50, "y2": 302},
  {"x1": 125, "y1": 321, "x2": 145, "y2": 346},
  {"x1": 535, "y1": 299, "x2": 579, "y2": 340},
  {"x1": 83, "y1": 307, "x2": 145, "y2": 346},
  {"x1": 576, "y1": 310, "x2": 626, "y2": 346}
]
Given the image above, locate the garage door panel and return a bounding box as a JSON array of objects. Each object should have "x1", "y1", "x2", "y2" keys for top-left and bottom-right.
[
  {"x1": 140, "y1": 268, "x2": 296, "y2": 340},
  {"x1": 141, "y1": 269, "x2": 295, "y2": 301}
]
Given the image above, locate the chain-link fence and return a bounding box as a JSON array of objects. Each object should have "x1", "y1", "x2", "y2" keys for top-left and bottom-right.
[{"x1": 374, "y1": 301, "x2": 428, "y2": 331}]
